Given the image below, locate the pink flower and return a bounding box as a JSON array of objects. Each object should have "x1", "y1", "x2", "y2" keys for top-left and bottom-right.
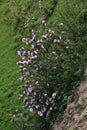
[
  {"x1": 32, "y1": 34, "x2": 36, "y2": 41},
  {"x1": 29, "y1": 108, "x2": 33, "y2": 113},
  {"x1": 41, "y1": 45, "x2": 44, "y2": 49},
  {"x1": 44, "y1": 93, "x2": 47, "y2": 97},
  {"x1": 53, "y1": 39, "x2": 57, "y2": 43},
  {"x1": 50, "y1": 107, "x2": 53, "y2": 111},
  {"x1": 38, "y1": 111, "x2": 43, "y2": 116},
  {"x1": 35, "y1": 81, "x2": 39, "y2": 86},
  {"x1": 42, "y1": 34, "x2": 48, "y2": 39},
  {"x1": 17, "y1": 51, "x2": 21, "y2": 56},
  {"x1": 35, "y1": 105, "x2": 39, "y2": 109},
  {"x1": 32, "y1": 44, "x2": 35, "y2": 49},
  {"x1": 22, "y1": 38, "x2": 27, "y2": 43},
  {"x1": 28, "y1": 51, "x2": 31, "y2": 55},
  {"x1": 54, "y1": 39, "x2": 60, "y2": 43},
  {"x1": 28, "y1": 59, "x2": 31, "y2": 63},
  {"x1": 27, "y1": 87, "x2": 32, "y2": 93},
  {"x1": 34, "y1": 92, "x2": 37, "y2": 96},
  {"x1": 45, "y1": 101, "x2": 49, "y2": 105},
  {"x1": 37, "y1": 39, "x2": 43, "y2": 45},
  {"x1": 19, "y1": 77, "x2": 24, "y2": 81},
  {"x1": 52, "y1": 92, "x2": 57, "y2": 99},
  {"x1": 22, "y1": 60, "x2": 28, "y2": 65}
]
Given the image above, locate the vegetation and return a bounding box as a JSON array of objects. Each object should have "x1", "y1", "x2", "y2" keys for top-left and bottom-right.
[
  {"x1": 0, "y1": 2, "x2": 20, "y2": 130},
  {"x1": 0, "y1": 0, "x2": 87, "y2": 130}
]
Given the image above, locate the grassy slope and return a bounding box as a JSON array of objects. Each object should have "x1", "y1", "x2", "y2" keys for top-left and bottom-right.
[{"x1": 0, "y1": 2, "x2": 20, "y2": 130}]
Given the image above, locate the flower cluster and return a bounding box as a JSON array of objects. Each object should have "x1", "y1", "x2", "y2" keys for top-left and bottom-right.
[{"x1": 17, "y1": 19, "x2": 66, "y2": 118}]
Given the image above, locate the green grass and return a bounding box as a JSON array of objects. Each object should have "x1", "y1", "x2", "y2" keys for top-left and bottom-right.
[{"x1": 0, "y1": 2, "x2": 21, "y2": 130}]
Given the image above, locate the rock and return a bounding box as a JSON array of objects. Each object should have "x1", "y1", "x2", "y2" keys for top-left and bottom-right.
[{"x1": 53, "y1": 69, "x2": 87, "y2": 130}]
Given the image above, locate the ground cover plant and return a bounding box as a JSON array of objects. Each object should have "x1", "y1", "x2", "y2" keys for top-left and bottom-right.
[{"x1": 0, "y1": 0, "x2": 87, "y2": 130}]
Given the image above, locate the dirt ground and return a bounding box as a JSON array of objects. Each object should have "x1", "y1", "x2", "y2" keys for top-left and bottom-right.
[{"x1": 53, "y1": 69, "x2": 87, "y2": 130}]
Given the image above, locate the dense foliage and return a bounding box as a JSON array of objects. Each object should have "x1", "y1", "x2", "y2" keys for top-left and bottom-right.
[{"x1": 15, "y1": 0, "x2": 87, "y2": 129}]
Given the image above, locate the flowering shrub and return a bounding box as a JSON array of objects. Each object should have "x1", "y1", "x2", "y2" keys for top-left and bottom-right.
[
  {"x1": 17, "y1": 17, "x2": 84, "y2": 123},
  {"x1": 17, "y1": 19, "x2": 58, "y2": 118}
]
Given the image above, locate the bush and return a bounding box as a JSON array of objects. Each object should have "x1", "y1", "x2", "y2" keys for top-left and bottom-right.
[{"x1": 15, "y1": 0, "x2": 87, "y2": 129}]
